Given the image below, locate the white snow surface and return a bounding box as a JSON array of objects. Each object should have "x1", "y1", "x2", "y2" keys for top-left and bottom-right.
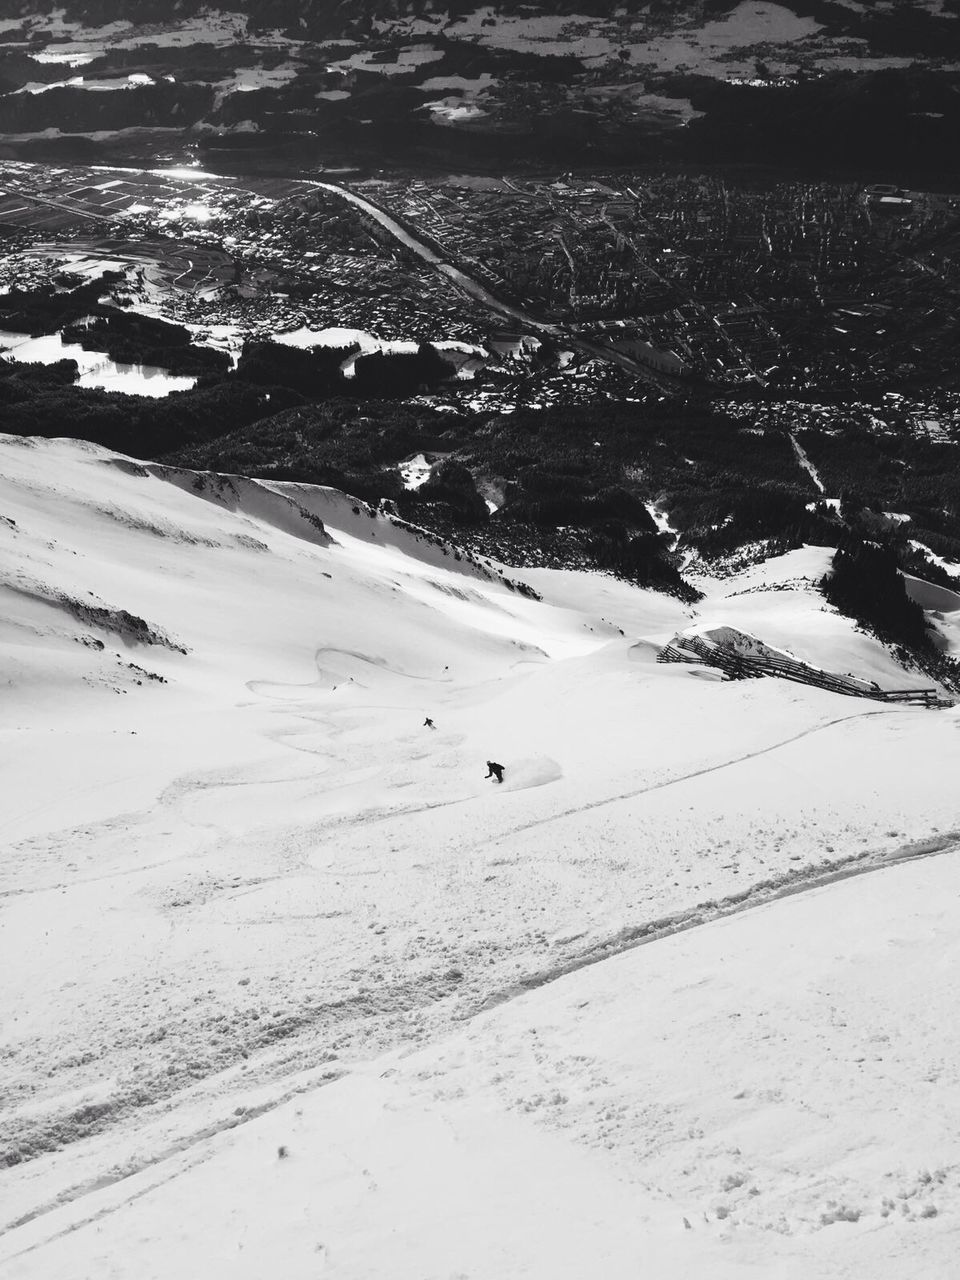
[{"x1": 2, "y1": 437, "x2": 960, "y2": 1277}]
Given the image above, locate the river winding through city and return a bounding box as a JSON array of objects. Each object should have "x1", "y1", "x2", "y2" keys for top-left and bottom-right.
[
  {"x1": 311, "y1": 179, "x2": 680, "y2": 391},
  {"x1": 311, "y1": 180, "x2": 560, "y2": 334}
]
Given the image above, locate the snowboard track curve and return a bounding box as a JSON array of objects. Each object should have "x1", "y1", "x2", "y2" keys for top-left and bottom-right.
[{"x1": 3, "y1": 827, "x2": 957, "y2": 1261}]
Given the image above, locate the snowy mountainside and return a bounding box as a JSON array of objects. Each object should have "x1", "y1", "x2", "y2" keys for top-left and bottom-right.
[
  {"x1": 2, "y1": 433, "x2": 960, "y2": 1277},
  {"x1": 8, "y1": 852, "x2": 956, "y2": 1280}
]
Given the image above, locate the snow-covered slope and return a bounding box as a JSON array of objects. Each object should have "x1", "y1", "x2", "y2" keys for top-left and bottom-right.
[
  {"x1": 6, "y1": 852, "x2": 959, "y2": 1280},
  {"x1": 2, "y1": 434, "x2": 959, "y2": 1277}
]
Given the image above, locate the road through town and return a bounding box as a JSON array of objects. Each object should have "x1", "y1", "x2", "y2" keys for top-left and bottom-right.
[{"x1": 313, "y1": 178, "x2": 684, "y2": 393}]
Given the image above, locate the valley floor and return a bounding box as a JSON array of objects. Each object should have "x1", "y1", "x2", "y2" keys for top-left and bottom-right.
[{"x1": 1, "y1": 435, "x2": 958, "y2": 1276}]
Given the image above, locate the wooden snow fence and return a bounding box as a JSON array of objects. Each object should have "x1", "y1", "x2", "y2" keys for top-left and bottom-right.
[{"x1": 657, "y1": 633, "x2": 948, "y2": 708}]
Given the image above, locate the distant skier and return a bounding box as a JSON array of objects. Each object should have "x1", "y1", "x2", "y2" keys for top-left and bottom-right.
[
  {"x1": 424, "y1": 717, "x2": 435, "y2": 728},
  {"x1": 485, "y1": 760, "x2": 505, "y2": 784}
]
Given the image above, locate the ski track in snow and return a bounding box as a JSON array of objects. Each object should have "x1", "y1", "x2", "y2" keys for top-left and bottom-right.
[
  {"x1": 463, "y1": 704, "x2": 897, "y2": 845},
  {"x1": 3, "y1": 1065, "x2": 344, "y2": 1243},
  {"x1": 472, "y1": 827, "x2": 960, "y2": 1009},
  {"x1": 5, "y1": 823, "x2": 958, "y2": 1254},
  {"x1": 279, "y1": 700, "x2": 902, "y2": 854},
  {"x1": 0, "y1": 703, "x2": 896, "y2": 899}
]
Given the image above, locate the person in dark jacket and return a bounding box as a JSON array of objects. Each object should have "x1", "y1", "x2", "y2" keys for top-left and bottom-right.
[
  {"x1": 485, "y1": 760, "x2": 505, "y2": 783},
  {"x1": 424, "y1": 717, "x2": 435, "y2": 728}
]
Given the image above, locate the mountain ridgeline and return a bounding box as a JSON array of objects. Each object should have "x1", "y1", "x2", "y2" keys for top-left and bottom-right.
[
  {"x1": 7, "y1": 0, "x2": 440, "y2": 38},
  {"x1": 4, "y1": 0, "x2": 960, "y2": 176},
  {"x1": 11, "y1": 0, "x2": 960, "y2": 48},
  {"x1": 8, "y1": 2, "x2": 728, "y2": 35}
]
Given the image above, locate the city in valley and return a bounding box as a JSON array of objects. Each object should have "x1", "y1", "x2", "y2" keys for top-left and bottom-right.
[{"x1": 3, "y1": 158, "x2": 960, "y2": 394}]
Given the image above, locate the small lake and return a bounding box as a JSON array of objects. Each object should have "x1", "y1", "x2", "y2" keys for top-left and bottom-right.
[{"x1": 0, "y1": 331, "x2": 197, "y2": 397}]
